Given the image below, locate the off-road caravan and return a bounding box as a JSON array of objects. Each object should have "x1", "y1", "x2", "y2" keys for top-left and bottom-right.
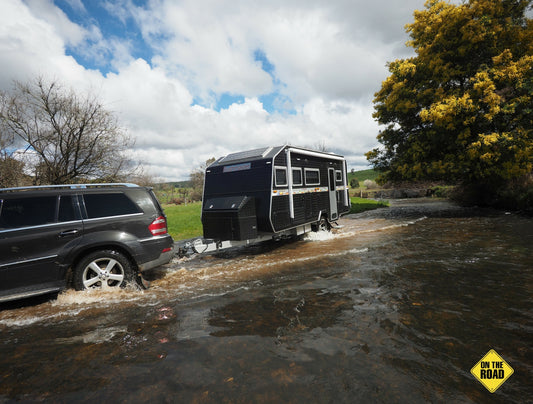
[{"x1": 201, "y1": 145, "x2": 350, "y2": 245}]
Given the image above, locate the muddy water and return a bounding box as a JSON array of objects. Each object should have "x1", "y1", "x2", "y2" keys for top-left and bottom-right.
[{"x1": 0, "y1": 199, "x2": 531, "y2": 403}]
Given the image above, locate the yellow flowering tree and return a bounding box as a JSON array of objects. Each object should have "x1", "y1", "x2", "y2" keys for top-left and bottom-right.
[{"x1": 368, "y1": 0, "x2": 532, "y2": 205}]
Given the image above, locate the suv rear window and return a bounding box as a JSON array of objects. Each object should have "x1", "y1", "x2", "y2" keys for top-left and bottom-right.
[
  {"x1": 0, "y1": 196, "x2": 56, "y2": 229},
  {"x1": 83, "y1": 193, "x2": 142, "y2": 219}
]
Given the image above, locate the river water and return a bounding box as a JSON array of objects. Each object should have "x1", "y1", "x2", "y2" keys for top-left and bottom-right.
[{"x1": 0, "y1": 199, "x2": 531, "y2": 403}]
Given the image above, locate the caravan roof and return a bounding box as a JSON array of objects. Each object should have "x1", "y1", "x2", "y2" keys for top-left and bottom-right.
[{"x1": 210, "y1": 145, "x2": 345, "y2": 168}]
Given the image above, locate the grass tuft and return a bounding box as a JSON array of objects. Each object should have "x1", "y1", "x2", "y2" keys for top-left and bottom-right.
[{"x1": 349, "y1": 197, "x2": 389, "y2": 214}]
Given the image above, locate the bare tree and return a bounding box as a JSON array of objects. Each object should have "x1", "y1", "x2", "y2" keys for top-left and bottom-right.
[
  {"x1": 0, "y1": 98, "x2": 26, "y2": 187},
  {"x1": 126, "y1": 167, "x2": 160, "y2": 187},
  {"x1": 0, "y1": 155, "x2": 27, "y2": 188},
  {"x1": 0, "y1": 77, "x2": 136, "y2": 184},
  {"x1": 0, "y1": 133, "x2": 28, "y2": 187},
  {"x1": 314, "y1": 140, "x2": 329, "y2": 152},
  {"x1": 190, "y1": 157, "x2": 216, "y2": 201}
]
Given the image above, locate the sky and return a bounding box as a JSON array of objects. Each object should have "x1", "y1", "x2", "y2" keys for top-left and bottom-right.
[{"x1": 0, "y1": 0, "x2": 432, "y2": 181}]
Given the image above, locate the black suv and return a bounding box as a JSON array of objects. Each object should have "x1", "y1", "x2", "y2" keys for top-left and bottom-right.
[{"x1": 0, "y1": 183, "x2": 174, "y2": 302}]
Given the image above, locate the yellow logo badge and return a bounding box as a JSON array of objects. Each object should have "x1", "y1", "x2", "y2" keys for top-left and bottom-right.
[{"x1": 471, "y1": 349, "x2": 514, "y2": 393}]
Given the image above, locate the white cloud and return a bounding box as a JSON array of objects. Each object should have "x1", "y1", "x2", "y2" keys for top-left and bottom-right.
[
  {"x1": 144, "y1": 1, "x2": 274, "y2": 103},
  {"x1": 103, "y1": 59, "x2": 193, "y2": 134},
  {"x1": 0, "y1": 0, "x2": 102, "y2": 90},
  {"x1": 23, "y1": 0, "x2": 86, "y2": 47},
  {"x1": 0, "y1": 0, "x2": 430, "y2": 181}
]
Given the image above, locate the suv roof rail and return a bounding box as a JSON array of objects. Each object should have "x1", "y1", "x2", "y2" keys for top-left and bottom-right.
[{"x1": 0, "y1": 183, "x2": 140, "y2": 193}]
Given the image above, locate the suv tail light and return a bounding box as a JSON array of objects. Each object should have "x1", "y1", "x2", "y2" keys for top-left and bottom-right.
[{"x1": 149, "y1": 216, "x2": 168, "y2": 236}]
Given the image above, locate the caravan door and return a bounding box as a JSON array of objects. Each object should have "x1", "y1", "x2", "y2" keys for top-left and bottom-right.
[{"x1": 327, "y1": 168, "x2": 338, "y2": 221}]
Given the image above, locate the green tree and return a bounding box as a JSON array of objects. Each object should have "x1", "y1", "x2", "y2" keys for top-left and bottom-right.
[{"x1": 368, "y1": 0, "x2": 533, "y2": 204}]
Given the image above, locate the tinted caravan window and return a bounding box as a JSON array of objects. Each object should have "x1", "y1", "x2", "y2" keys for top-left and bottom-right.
[
  {"x1": 292, "y1": 168, "x2": 302, "y2": 186},
  {"x1": 83, "y1": 193, "x2": 141, "y2": 219},
  {"x1": 275, "y1": 167, "x2": 287, "y2": 186},
  {"x1": 304, "y1": 168, "x2": 320, "y2": 186},
  {"x1": 0, "y1": 196, "x2": 57, "y2": 229},
  {"x1": 335, "y1": 170, "x2": 343, "y2": 183}
]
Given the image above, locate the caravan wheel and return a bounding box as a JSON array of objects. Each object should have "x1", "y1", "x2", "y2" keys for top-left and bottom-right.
[{"x1": 312, "y1": 216, "x2": 331, "y2": 232}]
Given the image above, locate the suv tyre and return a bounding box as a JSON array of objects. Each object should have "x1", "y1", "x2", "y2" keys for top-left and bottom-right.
[{"x1": 73, "y1": 250, "x2": 139, "y2": 291}]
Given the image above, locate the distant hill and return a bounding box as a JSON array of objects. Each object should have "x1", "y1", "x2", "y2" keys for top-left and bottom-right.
[{"x1": 348, "y1": 168, "x2": 379, "y2": 182}]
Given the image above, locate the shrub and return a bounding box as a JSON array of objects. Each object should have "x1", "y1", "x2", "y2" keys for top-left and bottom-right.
[
  {"x1": 451, "y1": 174, "x2": 533, "y2": 213},
  {"x1": 363, "y1": 179, "x2": 379, "y2": 189},
  {"x1": 350, "y1": 178, "x2": 360, "y2": 188},
  {"x1": 429, "y1": 185, "x2": 454, "y2": 198}
]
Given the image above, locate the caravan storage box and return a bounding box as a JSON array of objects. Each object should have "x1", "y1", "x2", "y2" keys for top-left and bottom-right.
[{"x1": 202, "y1": 196, "x2": 257, "y2": 241}]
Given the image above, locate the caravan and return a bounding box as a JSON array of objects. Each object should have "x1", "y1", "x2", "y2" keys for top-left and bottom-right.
[{"x1": 198, "y1": 145, "x2": 350, "y2": 250}]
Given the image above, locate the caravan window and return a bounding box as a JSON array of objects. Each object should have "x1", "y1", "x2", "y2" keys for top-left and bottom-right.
[
  {"x1": 304, "y1": 168, "x2": 320, "y2": 186},
  {"x1": 335, "y1": 170, "x2": 343, "y2": 183},
  {"x1": 275, "y1": 167, "x2": 287, "y2": 186},
  {"x1": 292, "y1": 168, "x2": 302, "y2": 186}
]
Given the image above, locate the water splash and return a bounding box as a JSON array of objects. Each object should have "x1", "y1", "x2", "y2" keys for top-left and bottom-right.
[
  {"x1": 304, "y1": 230, "x2": 337, "y2": 241},
  {"x1": 0, "y1": 214, "x2": 424, "y2": 328}
]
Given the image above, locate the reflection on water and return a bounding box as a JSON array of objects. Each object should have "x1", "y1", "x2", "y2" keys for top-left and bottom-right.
[{"x1": 0, "y1": 199, "x2": 531, "y2": 403}]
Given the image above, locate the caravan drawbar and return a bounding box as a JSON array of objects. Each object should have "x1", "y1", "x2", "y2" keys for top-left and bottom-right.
[{"x1": 185, "y1": 145, "x2": 350, "y2": 254}]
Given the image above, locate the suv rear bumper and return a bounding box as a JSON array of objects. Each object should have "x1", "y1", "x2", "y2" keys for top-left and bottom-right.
[
  {"x1": 138, "y1": 247, "x2": 174, "y2": 271},
  {"x1": 136, "y1": 234, "x2": 174, "y2": 271}
]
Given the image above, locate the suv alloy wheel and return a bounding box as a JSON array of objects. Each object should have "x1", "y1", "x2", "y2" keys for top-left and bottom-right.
[{"x1": 73, "y1": 249, "x2": 138, "y2": 291}]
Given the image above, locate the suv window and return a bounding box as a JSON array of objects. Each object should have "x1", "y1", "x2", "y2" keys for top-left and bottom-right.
[
  {"x1": 58, "y1": 195, "x2": 78, "y2": 222},
  {"x1": 83, "y1": 193, "x2": 142, "y2": 219},
  {"x1": 0, "y1": 196, "x2": 57, "y2": 229}
]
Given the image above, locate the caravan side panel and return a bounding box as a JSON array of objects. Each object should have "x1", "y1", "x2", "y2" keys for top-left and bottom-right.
[{"x1": 270, "y1": 149, "x2": 349, "y2": 232}]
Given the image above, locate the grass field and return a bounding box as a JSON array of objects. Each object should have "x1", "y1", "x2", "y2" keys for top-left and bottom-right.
[
  {"x1": 162, "y1": 202, "x2": 203, "y2": 240},
  {"x1": 162, "y1": 197, "x2": 388, "y2": 241},
  {"x1": 349, "y1": 197, "x2": 389, "y2": 214}
]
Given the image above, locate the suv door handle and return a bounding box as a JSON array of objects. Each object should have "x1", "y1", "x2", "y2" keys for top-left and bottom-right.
[{"x1": 59, "y1": 229, "x2": 80, "y2": 237}]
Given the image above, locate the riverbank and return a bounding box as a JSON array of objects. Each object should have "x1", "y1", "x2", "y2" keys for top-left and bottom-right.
[{"x1": 356, "y1": 179, "x2": 533, "y2": 215}]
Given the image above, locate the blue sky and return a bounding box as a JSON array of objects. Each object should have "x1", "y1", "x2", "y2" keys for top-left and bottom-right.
[
  {"x1": 0, "y1": 0, "x2": 429, "y2": 181},
  {"x1": 56, "y1": 0, "x2": 155, "y2": 72},
  {"x1": 54, "y1": 0, "x2": 292, "y2": 113}
]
